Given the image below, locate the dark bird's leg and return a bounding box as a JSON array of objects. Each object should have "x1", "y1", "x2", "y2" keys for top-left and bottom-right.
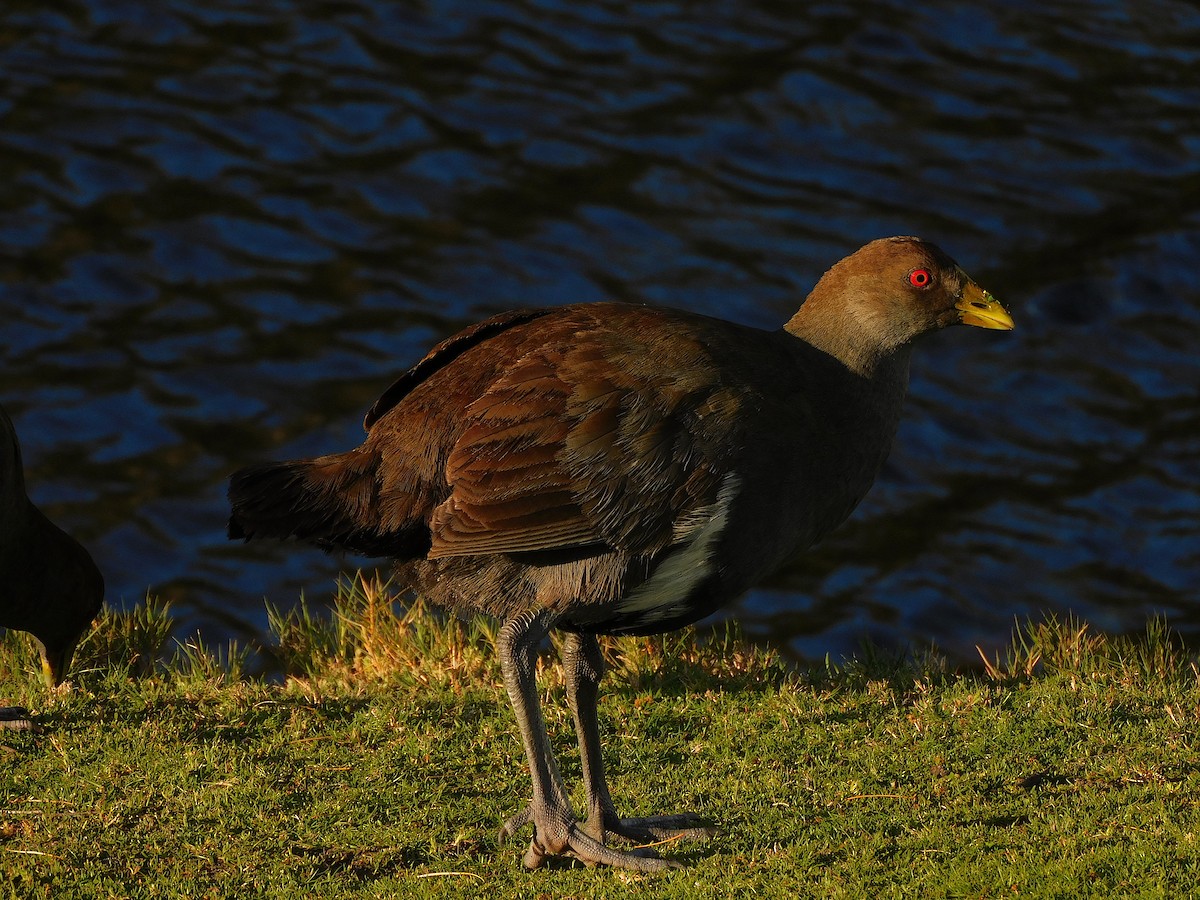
[
  {"x1": 496, "y1": 611, "x2": 679, "y2": 871},
  {"x1": 562, "y1": 632, "x2": 716, "y2": 845}
]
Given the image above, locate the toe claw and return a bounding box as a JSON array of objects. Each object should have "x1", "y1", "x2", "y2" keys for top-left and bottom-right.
[
  {"x1": 499, "y1": 805, "x2": 533, "y2": 844},
  {"x1": 522, "y1": 836, "x2": 548, "y2": 869}
]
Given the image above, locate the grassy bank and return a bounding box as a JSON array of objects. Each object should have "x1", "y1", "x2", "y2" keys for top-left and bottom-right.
[{"x1": 3, "y1": 575, "x2": 1199, "y2": 898}]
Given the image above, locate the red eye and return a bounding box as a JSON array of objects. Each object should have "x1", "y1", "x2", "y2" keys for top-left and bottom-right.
[{"x1": 908, "y1": 268, "x2": 932, "y2": 288}]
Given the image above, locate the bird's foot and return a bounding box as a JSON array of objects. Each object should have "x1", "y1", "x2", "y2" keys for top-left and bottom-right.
[
  {"x1": 499, "y1": 805, "x2": 683, "y2": 872},
  {"x1": 0, "y1": 706, "x2": 35, "y2": 731}
]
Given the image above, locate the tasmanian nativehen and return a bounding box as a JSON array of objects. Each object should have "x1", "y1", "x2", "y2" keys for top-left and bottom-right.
[
  {"x1": 1, "y1": 403, "x2": 104, "y2": 691},
  {"x1": 228, "y1": 237, "x2": 1013, "y2": 870}
]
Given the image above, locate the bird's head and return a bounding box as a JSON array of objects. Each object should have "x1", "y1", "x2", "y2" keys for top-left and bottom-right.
[
  {"x1": 788, "y1": 236, "x2": 1013, "y2": 375},
  {"x1": 817, "y1": 236, "x2": 1013, "y2": 349}
]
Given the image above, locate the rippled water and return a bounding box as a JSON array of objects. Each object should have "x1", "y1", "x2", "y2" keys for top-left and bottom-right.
[{"x1": 2, "y1": 0, "x2": 1197, "y2": 664}]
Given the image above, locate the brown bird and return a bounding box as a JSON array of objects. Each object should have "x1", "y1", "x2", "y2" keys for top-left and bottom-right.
[
  {"x1": 228, "y1": 236, "x2": 1013, "y2": 871},
  {"x1": 1, "y1": 403, "x2": 104, "y2": 688}
]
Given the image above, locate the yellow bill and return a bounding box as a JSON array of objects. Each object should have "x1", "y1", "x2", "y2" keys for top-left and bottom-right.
[{"x1": 956, "y1": 278, "x2": 1014, "y2": 331}]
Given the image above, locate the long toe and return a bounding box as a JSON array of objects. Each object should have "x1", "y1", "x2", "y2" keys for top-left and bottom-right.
[
  {"x1": 560, "y1": 826, "x2": 683, "y2": 872},
  {"x1": 605, "y1": 813, "x2": 718, "y2": 844}
]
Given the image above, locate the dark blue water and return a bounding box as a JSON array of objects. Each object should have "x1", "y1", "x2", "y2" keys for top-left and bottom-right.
[{"x1": 2, "y1": 0, "x2": 1197, "y2": 663}]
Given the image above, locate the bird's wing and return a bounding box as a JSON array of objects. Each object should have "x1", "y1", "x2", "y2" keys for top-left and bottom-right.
[
  {"x1": 363, "y1": 308, "x2": 553, "y2": 431},
  {"x1": 426, "y1": 332, "x2": 742, "y2": 559}
]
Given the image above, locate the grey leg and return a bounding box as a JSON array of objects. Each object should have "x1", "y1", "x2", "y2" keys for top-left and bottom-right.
[
  {"x1": 495, "y1": 611, "x2": 680, "y2": 871},
  {"x1": 562, "y1": 633, "x2": 716, "y2": 845}
]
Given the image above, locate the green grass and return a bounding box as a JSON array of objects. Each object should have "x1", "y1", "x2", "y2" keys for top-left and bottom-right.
[{"x1": 3, "y1": 573, "x2": 1199, "y2": 898}]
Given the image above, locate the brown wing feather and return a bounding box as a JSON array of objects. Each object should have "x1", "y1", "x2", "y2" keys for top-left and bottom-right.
[
  {"x1": 363, "y1": 308, "x2": 552, "y2": 431},
  {"x1": 427, "y1": 322, "x2": 740, "y2": 560},
  {"x1": 429, "y1": 349, "x2": 597, "y2": 556}
]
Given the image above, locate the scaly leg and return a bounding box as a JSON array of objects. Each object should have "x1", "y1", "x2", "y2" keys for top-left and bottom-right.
[
  {"x1": 562, "y1": 632, "x2": 716, "y2": 846},
  {"x1": 496, "y1": 611, "x2": 678, "y2": 871}
]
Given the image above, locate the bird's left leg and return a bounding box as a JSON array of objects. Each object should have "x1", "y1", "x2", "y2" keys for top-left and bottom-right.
[
  {"x1": 496, "y1": 610, "x2": 680, "y2": 871},
  {"x1": 562, "y1": 632, "x2": 716, "y2": 846}
]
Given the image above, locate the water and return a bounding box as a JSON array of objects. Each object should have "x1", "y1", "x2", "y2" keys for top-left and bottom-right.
[{"x1": 2, "y1": 0, "x2": 1197, "y2": 664}]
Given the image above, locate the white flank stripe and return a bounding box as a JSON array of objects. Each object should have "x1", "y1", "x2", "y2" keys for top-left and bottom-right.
[{"x1": 616, "y1": 473, "x2": 740, "y2": 622}]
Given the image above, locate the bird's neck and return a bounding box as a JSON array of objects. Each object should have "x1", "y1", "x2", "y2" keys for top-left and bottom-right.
[
  {"x1": 782, "y1": 257, "x2": 929, "y2": 379},
  {"x1": 783, "y1": 298, "x2": 911, "y2": 382}
]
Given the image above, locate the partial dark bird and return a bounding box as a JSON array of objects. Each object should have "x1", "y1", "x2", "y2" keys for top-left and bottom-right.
[
  {"x1": 229, "y1": 237, "x2": 1013, "y2": 871},
  {"x1": 1, "y1": 403, "x2": 105, "y2": 688}
]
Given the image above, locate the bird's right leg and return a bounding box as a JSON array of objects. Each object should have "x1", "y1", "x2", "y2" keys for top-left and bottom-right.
[
  {"x1": 562, "y1": 632, "x2": 716, "y2": 846},
  {"x1": 495, "y1": 610, "x2": 679, "y2": 871}
]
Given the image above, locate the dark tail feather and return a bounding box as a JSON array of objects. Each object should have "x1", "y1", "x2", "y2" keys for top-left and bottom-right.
[{"x1": 227, "y1": 449, "x2": 391, "y2": 555}]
